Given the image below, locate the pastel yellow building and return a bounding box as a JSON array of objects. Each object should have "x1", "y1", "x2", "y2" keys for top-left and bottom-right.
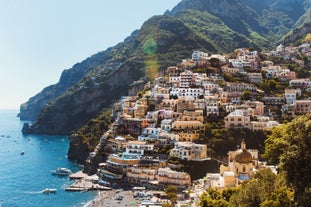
[
  {"x1": 158, "y1": 167, "x2": 191, "y2": 188},
  {"x1": 172, "y1": 120, "x2": 204, "y2": 130},
  {"x1": 171, "y1": 120, "x2": 205, "y2": 142},
  {"x1": 127, "y1": 166, "x2": 157, "y2": 182},
  {"x1": 176, "y1": 131, "x2": 201, "y2": 142},
  {"x1": 180, "y1": 110, "x2": 204, "y2": 123},
  {"x1": 224, "y1": 110, "x2": 250, "y2": 129}
]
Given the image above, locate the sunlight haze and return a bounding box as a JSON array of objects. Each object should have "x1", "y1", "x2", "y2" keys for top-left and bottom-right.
[{"x1": 0, "y1": 0, "x2": 180, "y2": 109}]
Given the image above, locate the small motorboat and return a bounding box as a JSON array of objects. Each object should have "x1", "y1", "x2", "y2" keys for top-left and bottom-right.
[
  {"x1": 42, "y1": 188, "x2": 57, "y2": 194},
  {"x1": 98, "y1": 179, "x2": 111, "y2": 187},
  {"x1": 51, "y1": 168, "x2": 72, "y2": 176},
  {"x1": 20, "y1": 151, "x2": 25, "y2": 155}
]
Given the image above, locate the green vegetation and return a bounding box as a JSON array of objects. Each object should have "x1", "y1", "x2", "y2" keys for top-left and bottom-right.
[
  {"x1": 258, "y1": 79, "x2": 288, "y2": 96},
  {"x1": 204, "y1": 125, "x2": 267, "y2": 157},
  {"x1": 302, "y1": 33, "x2": 311, "y2": 43},
  {"x1": 145, "y1": 54, "x2": 160, "y2": 81},
  {"x1": 241, "y1": 90, "x2": 251, "y2": 100},
  {"x1": 74, "y1": 109, "x2": 112, "y2": 151},
  {"x1": 165, "y1": 185, "x2": 178, "y2": 206},
  {"x1": 265, "y1": 114, "x2": 311, "y2": 206},
  {"x1": 199, "y1": 169, "x2": 293, "y2": 207},
  {"x1": 230, "y1": 169, "x2": 293, "y2": 207},
  {"x1": 200, "y1": 188, "x2": 232, "y2": 207}
]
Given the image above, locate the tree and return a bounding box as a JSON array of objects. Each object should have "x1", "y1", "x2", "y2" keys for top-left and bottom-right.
[
  {"x1": 199, "y1": 188, "x2": 229, "y2": 207},
  {"x1": 210, "y1": 58, "x2": 220, "y2": 68},
  {"x1": 229, "y1": 168, "x2": 293, "y2": 207},
  {"x1": 264, "y1": 114, "x2": 311, "y2": 206},
  {"x1": 166, "y1": 185, "x2": 178, "y2": 205},
  {"x1": 241, "y1": 90, "x2": 251, "y2": 100}
]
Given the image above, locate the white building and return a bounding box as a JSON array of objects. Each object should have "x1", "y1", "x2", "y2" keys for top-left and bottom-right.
[
  {"x1": 276, "y1": 44, "x2": 285, "y2": 53},
  {"x1": 169, "y1": 74, "x2": 181, "y2": 87},
  {"x1": 206, "y1": 102, "x2": 219, "y2": 116},
  {"x1": 247, "y1": 73, "x2": 262, "y2": 83},
  {"x1": 125, "y1": 141, "x2": 154, "y2": 155},
  {"x1": 229, "y1": 59, "x2": 243, "y2": 69},
  {"x1": 138, "y1": 127, "x2": 162, "y2": 141},
  {"x1": 192, "y1": 50, "x2": 209, "y2": 62},
  {"x1": 284, "y1": 89, "x2": 297, "y2": 104},
  {"x1": 157, "y1": 131, "x2": 178, "y2": 146},
  {"x1": 170, "y1": 142, "x2": 207, "y2": 161},
  {"x1": 202, "y1": 82, "x2": 219, "y2": 93},
  {"x1": 160, "y1": 119, "x2": 172, "y2": 132},
  {"x1": 251, "y1": 116, "x2": 280, "y2": 131},
  {"x1": 210, "y1": 54, "x2": 227, "y2": 63},
  {"x1": 289, "y1": 78, "x2": 311, "y2": 88},
  {"x1": 170, "y1": 87, "x2": 204, "y2": 99},
  {"x1": 180, "y1": 70, "x2": 195, "y2": 88}
]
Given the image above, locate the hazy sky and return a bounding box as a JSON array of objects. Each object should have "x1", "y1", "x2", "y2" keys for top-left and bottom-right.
[{"x1": 0, "y1": 0, "x2": 181, "y2": 109}]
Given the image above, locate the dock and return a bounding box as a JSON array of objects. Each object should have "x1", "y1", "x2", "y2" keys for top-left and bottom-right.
[
  {"x1": 66, "y1": 180, "x2": 112, "y2": 191},
  {"x1": 66, "y1": 172, "x2": 112, "y2": 192},
  {"x1": 69, "y1": 170, "x2": 88, "y2": 180}
]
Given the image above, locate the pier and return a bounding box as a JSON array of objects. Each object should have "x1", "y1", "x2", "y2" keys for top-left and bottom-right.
[
  {"x1": 69, "y1": 170, "x2": 88, "y2": 180},
  {"x1": 66, "y1": 171, "x2": 112, "y2": 192}
]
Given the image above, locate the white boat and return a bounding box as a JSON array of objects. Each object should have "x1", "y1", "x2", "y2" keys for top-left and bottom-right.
[
  {"x1": 98, "y1": 179, "x2": 111, "y2": 187},
  {"x1": 51, "y1": 168, "x2": 72, "y2": 176},
  {"x1": 42, "y1": 188, "x2": 57, "y2": 194}
]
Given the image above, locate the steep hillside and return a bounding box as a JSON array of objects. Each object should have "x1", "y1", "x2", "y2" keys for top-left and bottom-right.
[
  {"x1": 21, "y1": 0, "x2": 311, "y2": 135},
  {"x1": 19, "y1": 57, "x2": 101, "y2": 120},
  {"x1": 22, "y1": 15, "x2": 215, "y2": 134},
  {"x1": 283, "y1": 20, "x2": 311, "y2": 45},
  {"x1": 283, "y1": 8, "x2": 311, "y2": 45}
]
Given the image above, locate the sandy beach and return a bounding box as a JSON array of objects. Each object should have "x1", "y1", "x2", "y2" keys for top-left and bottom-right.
[{"x1": 85, "y1": 190, "x2": 137, "y2": 207}]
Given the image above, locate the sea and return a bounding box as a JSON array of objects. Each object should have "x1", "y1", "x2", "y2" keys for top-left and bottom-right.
[{"x1": 0, "y1": 110, "x2": 96, "y2": 207}]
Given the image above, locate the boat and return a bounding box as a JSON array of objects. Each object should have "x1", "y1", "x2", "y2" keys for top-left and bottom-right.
[
  {"x1": 42, "y1": 188, "x2": 57, "y2": 194},
  {"x1": 20, "y1": 151, "x2": 25, "y2": 155},
  {"x1": 98, "y1": 178, "x2": 111, "y2": 187},
  {"x1": 51, "y1": 168, "x2": 72, "y2": 176}
]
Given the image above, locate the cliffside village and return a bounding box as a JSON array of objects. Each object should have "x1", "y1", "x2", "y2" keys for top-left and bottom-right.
[{"x1": 88, "y1": 43, "x2": 311, "y2": 205}]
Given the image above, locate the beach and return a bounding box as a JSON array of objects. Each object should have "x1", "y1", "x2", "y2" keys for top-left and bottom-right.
[{"x1": 85, "y1": 190, "x2": 136, "y2": 207}]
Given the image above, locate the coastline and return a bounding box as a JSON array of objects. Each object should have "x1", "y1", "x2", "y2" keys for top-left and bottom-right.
[{"x1": 0, "y1": 110, "x2": 95, "y2": 207}]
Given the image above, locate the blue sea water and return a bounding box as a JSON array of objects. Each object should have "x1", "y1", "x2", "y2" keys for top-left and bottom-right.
[{"x1": 0, "y1": 110, "x2": 96, "y2": 207}]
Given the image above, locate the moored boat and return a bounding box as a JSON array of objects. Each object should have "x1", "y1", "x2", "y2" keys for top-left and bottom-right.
[
  {"x1": 51, "y1": 168, "x2": 72, "y2": 176},
  {"x1": 42, "y1": 188, "x2": 57, "y2": 194}
]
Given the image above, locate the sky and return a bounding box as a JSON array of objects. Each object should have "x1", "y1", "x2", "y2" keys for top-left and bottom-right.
[{"x1": 0, "y1": 0, "x2": 181, "y2": 109}]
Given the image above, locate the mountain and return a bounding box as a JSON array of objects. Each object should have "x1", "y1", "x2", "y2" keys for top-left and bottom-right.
[
  {"x1": 283, "y1": 8, "x2": 311, "y2": 45},
  {"x1": 21, "y1": 0, "x2": 311, "y2": 135}
]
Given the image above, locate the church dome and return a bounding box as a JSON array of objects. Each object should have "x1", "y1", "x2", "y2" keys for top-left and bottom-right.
[{"x1": 234, "y1": 149, "x2": 252, "y2": 163}]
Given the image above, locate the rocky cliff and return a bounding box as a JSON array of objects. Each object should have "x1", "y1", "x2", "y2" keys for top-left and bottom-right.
[
  {"x1": 19, "y1": 55, "x2": 108, "y2": 121},
  {"x1": 283, "y1": 21, "x2": 311, "y2": 45},
  {"x1": 23, "y1": 56, "x2": 144, "y2": 134}
]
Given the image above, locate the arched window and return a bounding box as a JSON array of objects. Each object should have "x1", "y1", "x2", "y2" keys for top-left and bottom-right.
[{"x1": 243, "y1": 165, "x2": 246, "y2": 172}]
